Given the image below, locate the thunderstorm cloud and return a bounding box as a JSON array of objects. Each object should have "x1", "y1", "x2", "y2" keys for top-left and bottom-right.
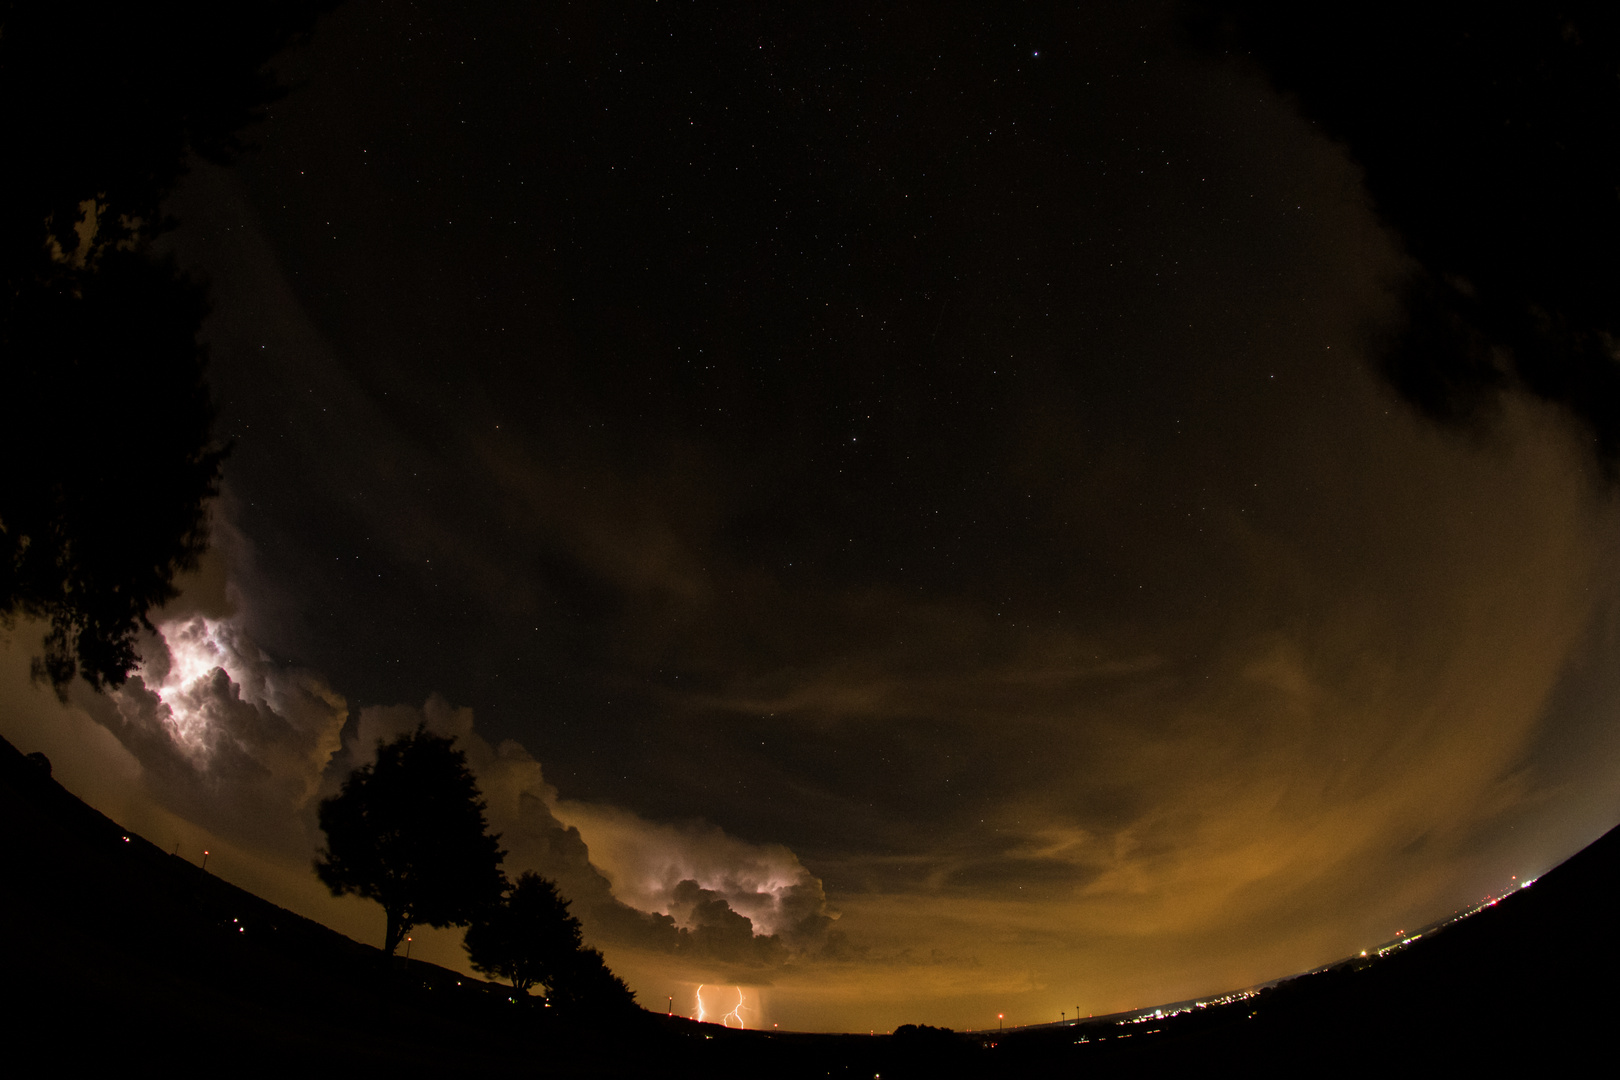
[{"x1": 18, "y1": 601, "x2": 838, "y2": 976}]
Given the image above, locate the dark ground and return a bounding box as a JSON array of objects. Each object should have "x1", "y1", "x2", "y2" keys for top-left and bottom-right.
[{"x1": 3, "y1": 730, "x2": 1616, "y2": 1076}]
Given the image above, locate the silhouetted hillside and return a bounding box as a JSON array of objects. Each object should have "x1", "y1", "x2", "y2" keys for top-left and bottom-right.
[
  {"x1": 0, "y1": 733, "x2": 657, "y2": 1074},
  {"x1": 4, "y1": 729, "x2": 1616, "y2": 1075}
]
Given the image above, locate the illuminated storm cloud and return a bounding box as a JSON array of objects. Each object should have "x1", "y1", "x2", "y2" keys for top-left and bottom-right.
[
  {"x1": 88, "y1": 615, "x2": 346, "y2": 820},
  {"x1": 333, "y1": 696, "x2": 837, "y2": 966},
  {"x1": 548, "y1": 799, "x2": 838, "y2": 949}
]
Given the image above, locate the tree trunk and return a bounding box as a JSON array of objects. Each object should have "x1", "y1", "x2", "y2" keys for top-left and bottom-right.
[{"x1": 385, "y1": 909, "x2": 407, "y2": 956}]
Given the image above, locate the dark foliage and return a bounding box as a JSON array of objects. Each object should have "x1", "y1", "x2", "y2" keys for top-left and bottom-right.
[
  {"x1": 465, "y1": 871, "x2": 638, "y2": 1012},
  {"x1": 465, "y1": 872, "x2": 585, "y2": 996},
  {"x1": 0, "y1": 1, "x2": 333, "y2": 694},
  {"x1": 547, "y1": 945, "x2": 638, "y2": 1014},
  {"x1": 1191, "y1": 3, "x2": 1620, "y2": 471},
  {"x1": 2, "y1": 246, "x2": 226, "y2": 693},
  {"x1": 316, "y1": 727, "x2": 507, "y2": 955}
]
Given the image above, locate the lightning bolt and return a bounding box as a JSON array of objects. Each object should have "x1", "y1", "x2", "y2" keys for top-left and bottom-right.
[
  {"x1": 694, "y1": 984, "x2": 749, "y2": 1029},
  {"x1": 723, "y1": 986, "x2": 747, "y2": 1029}
]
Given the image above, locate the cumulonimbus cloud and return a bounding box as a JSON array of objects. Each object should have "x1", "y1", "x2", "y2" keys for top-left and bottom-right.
[
  {"x1": 77, "y1": 613, "x2": 347, "y2": 853},
  {"x1": 549, "y1": 798, "x2": 838, "y2": 948},
  {"x1": 72, "y1": 611, "x2": 834, "y2": 972},
  {"x1": 345, "y1": 695, "x2": 838, "y2": 970}
]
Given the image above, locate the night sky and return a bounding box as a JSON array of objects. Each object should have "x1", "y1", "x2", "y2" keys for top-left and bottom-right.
[{"x1": 7, "y1": 0, "x2": 1620, "y2": 1033}]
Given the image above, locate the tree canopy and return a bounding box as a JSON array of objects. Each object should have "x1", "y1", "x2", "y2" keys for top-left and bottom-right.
[
  {"x1": 465, "y1": 872, "x2": 636, "y2": 1011},
  {"x1": 0, "y1": 1, "x2": 333, "y2": 695},
  {"x1": 465, "y1": 872, "x2": 584, "y2": 995},
  {"x1": 549, "y1": 945, "x2": 637, "y2": 1014},
  {"x1": 315, "y1": 727, "x2": 506, "y2": 955}
]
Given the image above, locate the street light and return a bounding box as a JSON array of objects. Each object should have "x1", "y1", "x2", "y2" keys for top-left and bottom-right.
[
  {"x1": 998, "y1": 1013, "x2": 1004, "y2": 1033},
  {"x1": 405, "y1": 935, "x2": 413, "y2": 960},
  {"x1": 201, "y1": 849, "x2": 209, "y2": 871}
]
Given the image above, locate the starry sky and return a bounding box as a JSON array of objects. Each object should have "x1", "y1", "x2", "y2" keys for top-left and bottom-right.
[{"x1": 7, "y1": 0, "x2": 1620, "y2": 1034}]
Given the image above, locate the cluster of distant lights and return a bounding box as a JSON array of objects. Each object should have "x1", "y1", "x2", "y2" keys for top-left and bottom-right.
[
  {"x1": 1355, "y1": 875, "x2": 1538, "y2": 960},
  {"x1": 990, "y1": 874, "x2": 1542, "y2": 1048},
  {"x1": 1075, "y1": 989, "x2": 1260, "y2": 1043}
]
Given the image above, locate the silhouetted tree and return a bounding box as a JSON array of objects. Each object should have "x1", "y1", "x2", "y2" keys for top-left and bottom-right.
[
  {"x1": 0, "y1": 2, "x2": 333, "y2": 695},
  {"x1": 548, "y1": 945, "x2": 638, "y2": 1013},
  {"x1": 465, "y1": 872, "x2": 584, "y2": 995},
  {"x1": 3, "y1": 247, "x2": 227, "y2": 695},
  {"x1": 1191, "y1": 3, "x2": 1620, "y2": 472},
  {"x1": 315, "y1": 727, "x2": 506, "y2": 955},
  {"x1": 465, "y1": 872, "x2": 636, "y2": 1011}
]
